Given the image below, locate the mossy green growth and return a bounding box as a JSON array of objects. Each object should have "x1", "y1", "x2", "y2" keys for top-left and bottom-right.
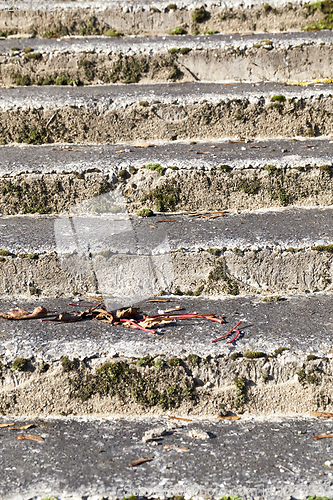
[
  {"x1": 243, "y1": 351, "x2": 266, "y2": 359},
  {"x1": 166, "y1": 3, "x2": 177, "y2": 10},
  {"x1": 319, "y1": 164, "x2": 332, "y2": 176},
  {"x1": 19, "y1": 253, "x2": 38, "y2": 259},
  {"x1": 208, "y1": 248, "x2": 221, "y2": 256},
  {"x1": 141, "y1": 181, "x2": 180, "y2": 212},
  {"x1": 271, "y1": 95, "x2": 286, "y2": 102},
  {"x1": 136, "y1": 208, "x2": 154, "y2": 217},
  {"x1": 12, "y1": 358, "x2": 28, "y2": 371},
  {"x1": 168, "y1": 48, "x2": 179, "y2": 54},
  {"x1": 139, "y1": 100, "x2": 149, "y2": 107},
  {"x1": 70, "y1": 360, "x2": 195, "y2": 409},
  {"x1": 169, "y1": 27, "x2": 187, "y2": 35},
  {"x1": 312, "y1": 244, "x2": 333, "y2": 253},
  {"x1": 145, "y1": 163, "x2": 165, "y2": 175},
  {"x1": 180, "y1": 47, "x2": 191, "y2": 54},
  {"x1": 274, "y1": 347, "x2": 289, "y2": 357},
  {"x1": 167, "y1": 357, "x2": 181, "y2": 366},
  {"x1": 303, "y1": 0, "x2": 333, "y2": 30},
  {"x1": 203, "y1": 29, "x2": 217, "y2": 34},
  {"x1": 109, "y1": 56, "x2": 148, "y2": 84},
  {"x1": 25, "y1": 52, "x2": 42, "y2": 60},
  {"x1": 42, "y1": 31, "x2": 54, "y2": 38},
  {"x1": 219, "y1": 496, "x2": 243, "y2": 500},
  {"x1": 61, "y1": 357, "x2": 79, "y2": 372},
  {"x1": 17, "y1": 127, "x2": 49, "y2": 145},
  {"x1": 262, "y1": 295, "x2": 283, "y2": 302},
  {"x1": 40, "y1": 497, "x2": 58, "y2": 500},
  {"x1": 264, "y1": 164, "x2": 280, "y2": 175},
  {"x1": 229, "y1": 352, "x2": 243, "y2": 360},
  {"x1": 186, "y1": 354, "x2": 200, "y2": 365},
  {"x1": 12, "y1": 73, "x2": 31, "y2": 86},
  {"x1": 0, "y1": 250, "x2": 12, "y2": 257},
  {"x1": 307, "y1": 496, "x2": 333, "y2": 500},
  {"x1": 297, "y1": 367, "x2": 318, "y2": 385},
  {"x1": 218, "y1": 165, "x2": 231, "y2": 172},
  {"x1": 234, "y1": 376, "x2": 246, "y2": 407},
  {"x1": 307, "y1": 354, "x2": 319, "y2": 361},
  {"x1": 192, "y1": 6, "x2": 209, "y2": 22},
  {"x1": 105, "y1": 29, "x2": 122, "y2": 37},
  {"x1": 39, "y1": 362, "x2": 50, "y2": 373},
  {"x1": 237, "y1": 178, "x2": 261, "y2": 195},
  {"x1": 136, "y1": 355, "x2": 153, "y2": 367}
]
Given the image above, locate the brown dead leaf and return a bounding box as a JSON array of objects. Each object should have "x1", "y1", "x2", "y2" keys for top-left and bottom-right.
[
  {"x1": 0, "y1": 307, "x2": 47, "y2": 320},
  {"x1": 129, "y1": 458, "x2": 152, "y2": 467},
  {"x1": 217, "y1": 415, "x2": 241, "y2": 421},
  {"x1": 310, "y1": 411, "x2": 333, "y2": 418},
  {"x1": 168, "y1": 416, "x2": 192, "y2": 422},
  {"x1": 146, "y1": 299, "x2": 170, "y2": 303},
  {"x1": 93, "y1": 309, "x2": 114, "y2": 323},
  {"x1": 163, "y1": 445, "x2": 190, "y2": 452},
  {"x1": 139, "y1": 318, "x2": 172, "y2": 328},
  {"x1": 17, "y1": 434, "x2": 44, "y2": 442},
  {"x1": 0, "y1": 423, "x2": 14, "y2": 428},
  {"x1": 164, "y1": 307, "x2": 184, "y2": 313},
  {"x1": 314, "y1": 432, "x2": 333, "y2": 440},
  {"x1": 116, "y1": 150, "x2": 126, "y2": 153},
  {"x1": 116, "y1": 307, "x2": 139, "y2": 320},
  {"x1": 44, "y1": 312, "x2": 82, "y2": 323},
  {"x1": 10, "y1": 424, "x2": 34, "y2": 430}
]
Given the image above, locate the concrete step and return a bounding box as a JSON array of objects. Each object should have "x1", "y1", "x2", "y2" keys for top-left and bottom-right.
[
  {"x1": 0, "y1": 0, "x2": 327, "y2": 38},
  {"x1": 1, "y1": 139, "x2": 333, "y2": 214},
  {"x1": 2, "y1": 82, "x2": 333, "y2": 144},
  {"x1": 2, "y1": 31, "x2": 333, "y2": 86},
  {"x1": 0, "y1": 207, "x2": 332, "y2": 297},
  {"x1": 0, "y1": 414, "x2": 333, "y2": 499},
  {"x1": 1, "y1": 293, "x2": 333, "y2": 418}
]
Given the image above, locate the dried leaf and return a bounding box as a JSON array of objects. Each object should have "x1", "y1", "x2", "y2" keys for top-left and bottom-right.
[
  {"x1": 0, "y1": 423, "x2": 14, "y2": 428},
  {"x1": 0, "y1": 307, "x2": 47, "y2": 320},
  {"x1": 168, "y1": 416, "x2": 192, "y2": 422},
  {"x1": 217, "y1": 415, "x2": 241, "y2": 421},
  {"x1": 116, "y1": 150, "x2": 126, "y2": 153},
  {"x1": 10, "y1": 424, "x2": 34, "y2": 430},
  {"x1": 17, "y1": 434, "x2": 44, "y2": 442},
  {"x1": 116, "y1": 308, "x2": 139, "y2": 320},
  {"x1": 313, "y1": 432, "x2": 333, "y2": 440},
  {"x1": 310, "y1": 411, "x2": 333, "y2": 418},
  {"x1": 140, "y1": 318, "x2": 171, "y2": 328},
  {"x1": 129, "y1": 458, "x2": 152, "y2": 467},
  {"x1": 92, "y1": 308, "x2": 114, "y2": 323},
  {"x1": 43, "y1": 312, "x2": 82, "y2": 323},
  {"x1": 146, "y1": 299, "x2": 170, "y2": 303},
  {"x1": 163, "y1": 445, "x2": 190, "y2": 452},
  {"x1": 133, "y1": 143, "x2": 153, "y2": 148}
]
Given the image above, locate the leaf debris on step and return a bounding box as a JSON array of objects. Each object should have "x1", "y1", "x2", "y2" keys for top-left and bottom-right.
[
  {"x1": 0, "y1": 307, "x2": 47, "y2": 320},
  {"x1": 310, "y1": 411, "x2": 333, "y2": 418},
  {"x1": 10, "y1": 424, "x2": 34, "y2": 430},
  {"x1": 129, "y1": 458, "x2": 153, "y2": 467},
  {"x1": 313, "y1": 432, "x2": 333, "y2": 440},
  {"x1": 17, "y1": 434, "x2": 44, "y2": 442}
]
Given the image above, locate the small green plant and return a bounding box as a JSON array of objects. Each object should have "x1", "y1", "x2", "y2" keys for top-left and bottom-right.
[
  {"x1": 262, "y1": 295, "x2": 283, "y2": 302},
  {"x1": 312, "y1": 244, "x2": 333, "y2": 253},
  {"x1": 136, "y1": 355, "x2": 153, "y2": 367},
  {"x1": 264, "y1": 164, "x2": 279, "y2": 175},
  {"x1": 307, "y1": 496, "x2": 333, "y2": 500},
  {"x1": 105, "y1": 29, "x2": 122, "y2": 37},
  {"x1": 29, "y1": 287, "x2": 38, "y2": 295},
  {"x1": 192, "y1": 6, "x2": 209, "y2": 22},
  {"x1": 139, "y1": 100, "x2": 148, "y2": 107},
  {"x1": 12, "y1": 358, "x2": 28, "y2": 371},
  {"x1": 169, "y1": 27, "x2": 187, "y2": 35},
  {"x1": 10, "y1": 46, "x2": 19, "y2": 51},
  {"x1": 193, "y1": 284, "x2": 204, "y2": 296},
  {"x1": 179, "y1": 47, "x2": 191, "y2": 54},
  {"x1": 203, "y1": 29, "x2": 217, "y2": 34},
  {"x1": 271, "y1": 95, "x2": 286, "y2": 102},
  {"x1": 43, "y1": 30, "x2": 54, "y2": 38},
  {"x1": 319, "y1": 164, "x2": 332, "y2": 176},
  {"x1": 274, "y1": 347, "x2": 289, "y2": 357},
  {"x1": 166, "y1": 3, "x2": 177, "y2": 9},
  {"x1": 219, "y1": 496, "x2": 243, "y2": 500},
  {"x1": 218, "y1": 165, "x2": 231, "y2": 172},
  {"x1": 118, "y1": 169, "x2": 130, "y2": 180},
  {"x1": 39, "y1": 362, "x2": 50, "y2": 373},
  {"x1": 243, "y1": 351, "x2": 266, "y2": 359},
  {"x1": 262, "y1": 373, "x2": 269, "y2": 383},
  {"x1": 167, "y1": 357, "x2": 181, "y2": 366},
  {"x1": 145, "y1": 163, "x2": 165, "y2": 175},
  {"x1": 22, "y1": 47, "x2": 33, "y2": 53},
  {"x1": 307, "y1": 354, "x2": 319, "y2": 361},
  {"x1": 168, "y1": 47, "x2": 179, "y2": 54},
  {"x1": 17, "y1": 127, "x2": 49, "y2": 145},
  {"x1": 61, "y1": 356, "x2": 79, "y2": 372},
  {"x1": 154, "y1": 358, "x2": 164, "y2": 370},
  {"x1": 186, "y1": 354, "x2": 200, "y2": 365},
  {"x1": 264, "y1": 3, "x2": 271, "y2": 11},
  {"x1": 136, "y1": 208, "x2": 154, "y2": 217},
  {"x1": 238, "y1": 178, "x2": 260, "y2": 195}
]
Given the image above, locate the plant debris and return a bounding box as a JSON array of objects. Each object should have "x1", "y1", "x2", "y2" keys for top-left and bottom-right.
[
  {"x1": 17, "y1": 434, "x2": 44, "y2": 442},
  {"x1": 313, "y1": 432, "x2": 333, "y2": 440},
  {"x1": 129, "y1": 458, "x2": 153, "y2": 467},
  {"x1": 0, "y1": 423, "x2": 14, "y2": 428},
  {"x1": 217, "y1": 415, "x2": 241, "y2": 421},
  {"x1": 0, "y1": 306, "x2": 47, "y2": 320},
  {"x1": 168, "y1": 416, "x2": 192, "y2": 422},
  {"x1": 211, "y1": 320, "x2": 241, "y2": 344},
  {"x1": 163, "y1": 445, "x2": 190, "y2": 452},
  {"x1": 310, "y1": 411, "x2": 333, "y2": 418},
  {"x1": 42, "y1": 311, "x2": 83, "y2": 323},
  {"x1": 10, "y1": 424, "x2": 34, "y2": 430}
]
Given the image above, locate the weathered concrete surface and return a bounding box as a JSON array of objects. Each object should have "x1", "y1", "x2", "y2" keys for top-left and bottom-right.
[
  {"x1": 0, "y1": 415, "x2": 333, "y2": 500},
  {"x1": 0, "y1": 0, "x2": 323, "y2": 37},
  {"x1": 1, "y1": 139, "x2": 333, "y2": 213},
  {"x1": 2, "y1": 82, "x2": 333, "y2": 143},
  {"x1": 2, "y1": 31, "x2": 333, "y2": 85},
  {"x1": 0, "y1": 294, "x2": 332, "y2": 360},
  {"x1": 0, "y1": 208, "x2": 332, "y2": 296}
]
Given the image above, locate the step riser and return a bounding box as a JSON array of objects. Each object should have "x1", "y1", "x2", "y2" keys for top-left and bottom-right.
[
  {"x1": 2, "y1": 97, "x2": 333, "y2": 143},
  {"x1": 0, "y1": 248, "x2": 331, "y2": 297},
  {"x1": 0, "y1": 4, "x2": 322, "y2": 37},
  {"x1": 0, "y1": 167, "x2": 332, "y2": 214},
  {"x1": 3, "y1": 45, "x2": 333, "y2": 85},
  {"x1": 0, "y1": 354, "x2": 332, "y2": 416}
]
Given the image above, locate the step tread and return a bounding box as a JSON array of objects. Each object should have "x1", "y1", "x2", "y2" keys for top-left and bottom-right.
[
  {"x1": 1, "y1": 82, "x2": 332, "y2": 110},
  {"x1": 0, "y1": 294, "x2": 332, "y2": 361},
  {"x1": 0, "y1": 414, "x2": 332, "y2": 499},
  {"x1": 1, "y1": 139, "x2": 332, "y2": 175},
  {"x1": 0, "y1": 208, "x2": 332, "y2": 254}
]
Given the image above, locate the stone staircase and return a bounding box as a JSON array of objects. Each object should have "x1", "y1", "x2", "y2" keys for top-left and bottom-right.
[{"x1": 1, "y1": 0, "x2": 333, "y2": 499}]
